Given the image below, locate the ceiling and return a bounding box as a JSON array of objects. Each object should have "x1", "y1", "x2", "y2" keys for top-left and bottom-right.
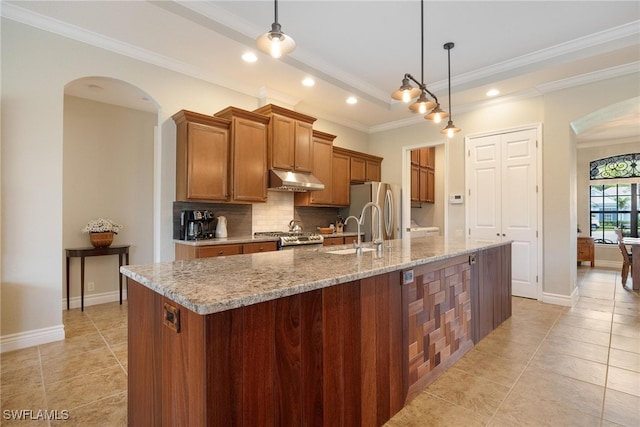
[{"x1": 5, "y1": 1, "x2": 640, "y2": 139}]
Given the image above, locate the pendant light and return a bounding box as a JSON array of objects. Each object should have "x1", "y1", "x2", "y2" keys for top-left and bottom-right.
[
  {"x1": 440, "y1": 42, "x2": 461, "y2": 138},
  {"x1": 256, "y1": 0, "x2": 296, "y2": 58},
  {"x1": 390, "y1": 0, "x2": 438, "y2": 120}
]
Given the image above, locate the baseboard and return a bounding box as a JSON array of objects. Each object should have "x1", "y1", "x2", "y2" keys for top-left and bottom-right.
[
  {"x1": 542, "y1": 288, "x2": 577, "y2": 307},
  {"x1": 0, "y1": 325, "x2": 65, "y2": 353},
  {"x1": 63, "y1": 289, "x2": 128, "y2": 310},
  {"x1": 593, "y1": 260, "x2": 622, "y2": 269}
]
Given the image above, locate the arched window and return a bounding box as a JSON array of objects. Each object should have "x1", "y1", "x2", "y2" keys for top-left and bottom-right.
[{"x1": 589, "y1": 153, "x2": 640, "y2": 242}]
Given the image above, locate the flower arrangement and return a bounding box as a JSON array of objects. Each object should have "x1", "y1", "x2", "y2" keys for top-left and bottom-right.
[{"x1": 82, "y1": 218, "x2": 123, "y2": 234}]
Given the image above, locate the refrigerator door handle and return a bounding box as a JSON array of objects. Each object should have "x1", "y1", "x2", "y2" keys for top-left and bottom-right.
[{"x1": 384, "y1": 188, "x2": 393, "y2": 238}]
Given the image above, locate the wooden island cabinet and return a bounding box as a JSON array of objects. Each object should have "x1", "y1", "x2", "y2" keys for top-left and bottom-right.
[{"x1": 126, "y1": 239, "x2": 511, "y2": 426}]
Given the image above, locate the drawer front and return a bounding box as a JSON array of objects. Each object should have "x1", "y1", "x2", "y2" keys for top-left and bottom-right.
[
  {"x1": 198, "y1": 244, "x2": 243, "y2": 258},
  {"x1": 344, "y1": 236, "x2": 358, "y2": 245},
  {"x1": 322, "y1": 237, "x2": 343, "y2": 246},
  {"x1": 243, "y1": 241, "x2": 278, "y2": 254}
]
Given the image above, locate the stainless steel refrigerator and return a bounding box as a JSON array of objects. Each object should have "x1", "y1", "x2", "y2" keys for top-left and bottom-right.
[{"x1": 342, "y1": 182, "x2": 401, "y2": 242}]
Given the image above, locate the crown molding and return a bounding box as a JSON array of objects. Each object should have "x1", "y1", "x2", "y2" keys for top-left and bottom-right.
[
  {"x1": 536, "y1": 62, "x2": 640, "y2": 93},
  {"x1": 0, "y1": 2, "x2": 259, "y2": 101}
]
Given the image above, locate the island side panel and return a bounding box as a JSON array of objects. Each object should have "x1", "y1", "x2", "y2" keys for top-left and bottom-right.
[
  {"x1": 300, "y1": 290, "x2": 324, "y2": 426},
  {"x1": 403, "y1": 254, "x2": 474, "y2": 403},
  {"x1": 128, "y1": 280, "x2": 162, "y2": 426},
  {"x1": 274, "y1": 295, "x2": 302, "y2": 426}
]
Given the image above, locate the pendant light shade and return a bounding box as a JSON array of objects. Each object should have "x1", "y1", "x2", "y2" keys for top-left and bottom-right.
[
  {"x1": 424, "y1": 104, "x2": 449, "y2": 123},
  {"x1": 409, "y1": 91, "x2": 437, "y2": 114},
  {"x1": 256, "y1": 0, "x2": 295, "y2": 58},
  {"x1": 391, "y1": 77, "x2": 421, "y2": 103},
  {"x1": 440, "y1": 42, "x2": 461, "y2": 138}
]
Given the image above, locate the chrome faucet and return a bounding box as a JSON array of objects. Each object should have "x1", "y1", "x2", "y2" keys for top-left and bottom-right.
[{"x1": 344, "y1": 202, "x2": 384, "y2": 256}]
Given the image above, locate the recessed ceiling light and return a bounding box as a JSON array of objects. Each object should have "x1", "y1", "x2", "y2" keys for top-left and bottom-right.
[
  {"x1": 302, "y1": 77, "x2": 315, "y2": 87},
  {"x1": 346, "y1": 97, "x2": 358, "y2": 105},
  {"x1": 486, "y1": 89, "x2": 500, "y2": 97},
  {"x1": 242, "y1": 52, "x2": 257, "y2": 63}
]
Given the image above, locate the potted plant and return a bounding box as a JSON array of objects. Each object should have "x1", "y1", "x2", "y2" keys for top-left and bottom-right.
[{"x1": 82, "y1": 218, "x2": 123, "y2": 248}]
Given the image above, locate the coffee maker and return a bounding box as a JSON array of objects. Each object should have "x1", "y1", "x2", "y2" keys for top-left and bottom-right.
[{"x1": 180, "y1": 209, "x2": 215, "y2": 240}]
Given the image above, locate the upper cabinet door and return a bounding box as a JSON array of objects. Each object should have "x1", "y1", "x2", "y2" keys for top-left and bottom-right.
[
  {"x1": 271, "y1": 114, "x2": 295, "y2": 170},
  {"x1": 294, "y1": 121, "x2": 313, "y2": 172},
  {"x1": 232, "y1": 117, "x2": 268, "y2": 202},
  {"x1": 187, "y1": 122, "x2": 229, "y2": 201}
]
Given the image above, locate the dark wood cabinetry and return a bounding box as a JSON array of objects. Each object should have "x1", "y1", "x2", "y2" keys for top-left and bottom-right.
[
  {"x1": 173, "y1": 110, "x2": 230, "y2": 202},
  {"x1": 129, "y1": 244, "x2": 511, "y2": 426},
  {"x1": 411, "y1": 146, "x2": 435, "y2": 203},
  {"x1": 471, "y1": 244, "x2": 512, "y2": 343},
  {"x1": 254, "y1": 104, "x2": 316, "y2": 173},
  {"x1": 333, "y1": 146, "x2": 383, "y2": 184},
  {"x1": 215, "y1": 107, "x2": 269, "y2": 203},
  {"x1": 175, "y1": 241, "x2": 277, "y2": 260}
]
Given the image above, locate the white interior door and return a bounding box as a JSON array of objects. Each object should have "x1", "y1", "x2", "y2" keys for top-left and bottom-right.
[{"x1": 467, "y1": 128, "x2": 540, "y2": 299}]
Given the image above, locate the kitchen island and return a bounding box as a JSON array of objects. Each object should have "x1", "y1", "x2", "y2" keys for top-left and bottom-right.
[{"x1": 122, "y1": 236, "x2": 511, "y2": 426}]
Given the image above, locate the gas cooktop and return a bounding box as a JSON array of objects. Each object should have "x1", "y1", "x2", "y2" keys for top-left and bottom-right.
[{"x1": 254, "y1": 231, "x2": 324, "y2": 248}]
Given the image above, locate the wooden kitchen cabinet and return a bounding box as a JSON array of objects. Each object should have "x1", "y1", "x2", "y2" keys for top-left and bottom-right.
[
  {"x1": 322, "y1": 236, "x2": 344, "y2": 246},
  {"x1": 333, "y1": 146, "x2": 383, "y2": 184},
  {"x1": 215, "y1": 107, "x2": 269, "y2": 203},
  {"x1": 410, "y1": 147, "x2": 435, "y2": 204},
  {"x1": 332, "y1": 151, "x2": 350, "y2": 205},
  {"x1": 471, "y1": 244, "x2": 512, "y2": 343},
  {"x1": 242, "y1": 241, "x2": 278, "y2": 254},
  {"x1": 577, "y1": 236, "x2": 594, "y2": 267},
  {"x1": 175, "y1": 241, "x2": 277, "y2": 260},
  {"x1": 253, "y1": 104, "x2": 316, "y2": 173},
  {"x1": 296, "y1": 131, "x2": 350, "y2": 207},
  {"x1": 173, "y1": 110, "x2": 231, "y2": 202}
]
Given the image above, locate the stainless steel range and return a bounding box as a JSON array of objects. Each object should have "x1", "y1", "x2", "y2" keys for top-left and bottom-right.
[{"x1": 254, "y1": 231, "x2": 324, "y2": 249}]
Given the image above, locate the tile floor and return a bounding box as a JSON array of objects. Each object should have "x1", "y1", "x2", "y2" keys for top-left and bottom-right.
[{"x1": 0, "y1": 267, "x2": 638, "y2": 426}]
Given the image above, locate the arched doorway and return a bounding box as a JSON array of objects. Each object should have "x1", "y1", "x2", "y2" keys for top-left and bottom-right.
[{"x1": 62, "y1": 76, "x2": 159, "y2": 309}]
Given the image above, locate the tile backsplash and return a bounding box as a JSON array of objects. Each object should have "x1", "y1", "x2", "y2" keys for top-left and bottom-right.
[{"x1": 174, "y1": 190, "x2": 342, "y2": 237}]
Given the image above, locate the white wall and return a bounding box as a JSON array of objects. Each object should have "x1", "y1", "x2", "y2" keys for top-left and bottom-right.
[
  {"x1": 63, "y1": 96, "x2": 156, "y2": 304},
  {"x1": 1, "y1": 19, "x2": 257, "y2": 347}
]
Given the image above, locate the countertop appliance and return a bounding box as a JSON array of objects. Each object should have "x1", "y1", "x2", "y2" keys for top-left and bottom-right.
[
  {"x1": 254, "y1": 231, "x2": 324, "y2": 249},
  {"x1": 342, "y1": 182, "x2": 401, "y2": 242},
  {"x1": 215, "y1": 216, "x2": 227, "y2": 238},
  {"x1": 180, "y1": 209, "x2": 215, "y2": 240}
]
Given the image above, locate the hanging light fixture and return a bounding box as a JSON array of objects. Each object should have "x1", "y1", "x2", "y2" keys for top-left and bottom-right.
[
  {"x1": 440, "y1": 42, "x2": 461, "y2": 138},
  {"x1": 256, "y1": 0, "x2": 296, "y2": 58},
  {"x1": 390, "y1": 0, "x2": 439, "y2": 121}
]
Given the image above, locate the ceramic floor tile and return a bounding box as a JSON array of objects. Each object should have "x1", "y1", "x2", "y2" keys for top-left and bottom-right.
[
  {"x1": 556, "y1": 312, "x2": 613, "y2": 333},
  {"x1": 538, "y1": 335, "x2": 609, "y2": 364},
  {"x1": 548, "y1": 323, "x2": 611, "y2": 347},
  {"x1": 613, "y1": 312, "x2": 640, "y2": 326},
  {"x1": 494, "y1": 365, "x2": 605, "y2": 421},
  {"x1": 45, "y1": 365, "x2": 127, "y2": 411},
  {"x1": 606, "y1": 366, "x2": 640, "y2": 397},
  {"x1": 529, "y1": 349, "x2": 607, "y2": 386},
  {"x1": 384, "y1": 392, "x2": 487, "y2": 427},
  {"x1": 484, "y1": 325, "x2": 548, "y2": 347},
  {"x1": 602, "y1": 388, "x2": 640, "y2": 427},
  {"x1": 0, "y1": 347, "x2": 40, "y2": 373},
  {"x1": 0, "y1": 385, "x2": 48, "y2": 426},
  {"x1": 615, "y1": 306, "x2": 640, "y2": 317},
  {"x1": 573, "y1": 298, "x2": 615, "y2": 313},
  {"x1": 610, "y1": 334, "x2": 640, "y2": 354},
  {"x1": 41, "y1": 347, "x2": 119, "y2": 385},
  {"x1": 615, "y1": 300, "x2": 640, "y2": 313},
  {"x1": 566, "y1": 307, "x2": 614, "y2": 322},
  {"x1": 612, "y1": 322, "x2": 640, "y2": 339},
  {"x1": 0, "y1": 364, "x2": 44, "y2": 399},
  {"x1": 609, "y1": 348, "x2": 640, "y2": 373},
  {"x1": 50, "y1": 392, "x2": 127, "y2": 427},
  {"x1": 453, "y1": 348, "x2": 527, "y2": 388},
  {"x1": 473, "y1": 334, "x2": 540, "y2": 363},
  {"x1": 425, "y1": 367, "x2": 511, "y2": 418},
  {"x1": 490, "y1": 396, "x2": 602, "y2": 427},
  {"x1": 99, "y1": 326, "x2": 127, "y2": 347},
  {"x1": 38, "y1": 332, "x2": 106, "y2": 361}
]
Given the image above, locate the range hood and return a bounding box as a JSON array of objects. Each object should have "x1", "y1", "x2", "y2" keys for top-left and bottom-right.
[{"x1": 268, "y1": 169, "x2": 325, "y2": 192}]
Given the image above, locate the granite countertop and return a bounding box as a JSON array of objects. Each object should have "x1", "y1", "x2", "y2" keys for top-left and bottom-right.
[{"x1": 122, "y1": 236, "x2": 508, "y2": 315}]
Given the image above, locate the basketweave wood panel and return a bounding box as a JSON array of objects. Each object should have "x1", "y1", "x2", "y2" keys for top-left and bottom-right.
[{"x1": 403, "y1": 255, "x2": 473, "y2": 401}]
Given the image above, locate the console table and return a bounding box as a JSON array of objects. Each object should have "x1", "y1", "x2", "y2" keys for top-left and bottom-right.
[{"x1": 65, "y1": 245, "x2": 130, "y2": 311}]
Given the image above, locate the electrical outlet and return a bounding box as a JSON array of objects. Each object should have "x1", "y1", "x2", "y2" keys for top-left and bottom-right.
[{"x1": 88, "y1": 281, "x2": 95, "y2": 291}]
